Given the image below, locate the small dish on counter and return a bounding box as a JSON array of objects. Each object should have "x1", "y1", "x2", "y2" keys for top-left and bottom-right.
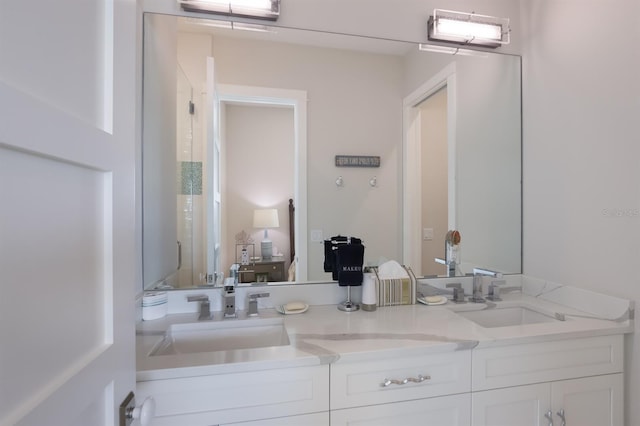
[
  {"x1": 276, "y1": 302, "x2": 309, "y2": 315},
  {"x1": 417, "y1": 295, "x2": 448, "y2": 306}
]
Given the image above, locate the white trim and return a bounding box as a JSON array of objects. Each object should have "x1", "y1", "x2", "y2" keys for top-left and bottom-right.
[
  {"x1": 402, "y1": 63, "x2": 457, "y2": 276},
  {"x1": 217, "y1": 84, "x2": 308, "y2": 281}
]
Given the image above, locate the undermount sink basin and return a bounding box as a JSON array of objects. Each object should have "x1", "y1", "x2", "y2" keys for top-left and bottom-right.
[
  {"x1": 456, "y1": 306, "x2": 560, "y2": 328},
  {"x1": 150, "y1": 317, "x2": 290, "y2": 356}
]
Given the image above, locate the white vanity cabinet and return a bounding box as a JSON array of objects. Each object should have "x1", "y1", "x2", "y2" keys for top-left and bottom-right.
[
  {"x1": 470, "y1": 335, "x2": 624, "y2": 426},
  {"x1": 330, "y1": 350, "x2": 472, "y2": 426},
  {"x1": 136, "y1": 364, "x2": 329, "y2": 426},
  {"x1": 472, "y1": 374, "x2": 623, "y2": 426}
]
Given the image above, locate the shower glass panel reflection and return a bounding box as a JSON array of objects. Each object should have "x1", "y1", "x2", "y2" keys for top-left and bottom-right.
[{"x1": 176, "y1": 65, "x2": 205, "y2": 287}]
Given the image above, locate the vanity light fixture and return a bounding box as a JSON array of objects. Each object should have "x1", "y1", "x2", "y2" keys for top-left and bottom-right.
[
  {"x1": 179, "y1": 0, "x2": 280, "y2": 21},
  {"x1": 418, "y1": 43, "x2": 488, "y2": 58},
  {"x1": 253, "y1": 208, "x2": 279, "y2": 260},
  {"x1": 428, "y1": 9, "x2": 510, "y2": 48}
]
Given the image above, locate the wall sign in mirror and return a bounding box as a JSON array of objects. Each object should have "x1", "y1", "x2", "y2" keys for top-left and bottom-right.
[
  {"x1": 141, "y1": 12, "x2": 522, "y2": 291},
  {"x1": 335, "y1": 155, "x2": 381, "y2": 168}
]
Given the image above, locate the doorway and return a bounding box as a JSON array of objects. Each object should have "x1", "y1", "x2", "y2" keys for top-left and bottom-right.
[
  {"x1": 403, "y1": 63, "x2": 457, "y2": 277},
  {"x1": 418, "y1": 87, "x2": 448, "y2": 275}
]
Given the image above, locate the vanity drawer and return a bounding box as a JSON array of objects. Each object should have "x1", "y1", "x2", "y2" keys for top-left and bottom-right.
[
  {"x1": 330, "y1": 350, "x2": 471, "y2": 410},
  {"x1": 136, "y1": 365, "x2": 328, "y2": 426},
  {"x1": 472, "y1": 334, "x2": 624, "y2": 391}
]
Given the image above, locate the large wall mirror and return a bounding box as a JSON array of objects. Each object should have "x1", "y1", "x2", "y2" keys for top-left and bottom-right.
[{"x1": 142, "y1": 12, "x2": 522, "y2": 291}]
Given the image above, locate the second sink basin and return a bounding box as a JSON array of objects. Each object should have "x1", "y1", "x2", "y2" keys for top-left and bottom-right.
[
  {"x1": 456, "y1": 306, "x2": 560, "y2": 328},
  {"x1": 150, "y1": 317, "x2": 290, "y2": 356}
]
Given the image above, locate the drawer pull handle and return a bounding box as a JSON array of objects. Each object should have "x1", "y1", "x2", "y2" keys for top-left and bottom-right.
[
  {"x1": 544, "y1": 410, "x2": 554, "y2": 426},
  {"x1": 381, "y1": 374, "x2": 430, "y2": 387}
]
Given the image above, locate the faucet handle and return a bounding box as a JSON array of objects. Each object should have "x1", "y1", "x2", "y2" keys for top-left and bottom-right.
[
  {"x1": 187, "y1": 294, "x2": 212, "y2": 320},
  {"x1": 446, "y1": 284, "x2": 466, "y2": 303},
  {"x1": 487, "y1": 281, "x2": 504, "y2": 301},
  {"x1": 247, "y1": 293, "x2": 270, "y2": 316},
  {"x1": 249, "y1": 292, "x2": 270, "y2": 300}
]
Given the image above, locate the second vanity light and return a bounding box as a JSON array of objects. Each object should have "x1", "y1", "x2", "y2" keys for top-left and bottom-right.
[
  {"x1": 427, "y1": 9, "x2": 510, "y2": 48},
  {"x1": 179, "y1": 0, "x2": 281, "y2": 20}
]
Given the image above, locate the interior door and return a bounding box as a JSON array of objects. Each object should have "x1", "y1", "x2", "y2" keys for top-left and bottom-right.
[{"x1": 0, "y1": 1, "x2": 137, "y2": 425}]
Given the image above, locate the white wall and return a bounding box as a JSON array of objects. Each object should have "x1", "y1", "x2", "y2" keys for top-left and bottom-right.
[{"x1": 520, "y1": 1, "x2": 640, "y2": 424}]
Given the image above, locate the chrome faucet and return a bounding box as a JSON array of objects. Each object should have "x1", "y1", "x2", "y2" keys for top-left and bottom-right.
[
  {"x1": 470, "y1": 267, "x2": 503, "y2": 303},
  {"x1": 247, "y1": 292, "x2": 270, "y2": 316},
  {"x1": 229, "y1": 263, "x2": 240, "y2": 284},
  {"x1": 223, "y1": 277, "x2": 237, "y2": 318},
  {"x1": 187, "y1": 294, "x2": 213, "y2": 320},
  {"x1": 435, "y1": 257, "x2": 456, "y2": 277}
]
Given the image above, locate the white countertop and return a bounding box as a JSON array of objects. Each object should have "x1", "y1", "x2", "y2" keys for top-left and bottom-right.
[{"x1": 136, "y1": 288, "x2": 634, "y2": 382}]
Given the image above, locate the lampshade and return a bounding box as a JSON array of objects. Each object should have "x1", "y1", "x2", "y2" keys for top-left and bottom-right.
[
  {"x1": 253, "y1": 208, "x2": 279, "y2": 229},
  {"x1": 179, "y1": 0, "x2": 280, "y2": 21},
  {"x1": 428, "y1": 9, "x2": 510, "y2": 48}
]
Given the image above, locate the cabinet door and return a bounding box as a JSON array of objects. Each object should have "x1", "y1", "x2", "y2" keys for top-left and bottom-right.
[
  {"x1": 331, "y1": 393, "x2": 471, "y2": 426},
  {"x1": 472, "y1": 383, "x2": 550, "y2": 426},
  {"x1": 551, "y1": 374, "x2": 623, "y2": 426}
]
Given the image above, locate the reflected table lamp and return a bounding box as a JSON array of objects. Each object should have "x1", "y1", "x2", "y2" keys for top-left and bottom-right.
[{"x1": 253, "y1": 208, "x2": 279, "y2": 260}]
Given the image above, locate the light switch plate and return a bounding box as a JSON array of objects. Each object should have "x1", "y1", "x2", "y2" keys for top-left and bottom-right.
[
  {"x1": 310, "y1": 229, "x2": 324, "y2": 242},
  {"x1": 423, "y1": 228, "x2": 434, "y2": 241}
]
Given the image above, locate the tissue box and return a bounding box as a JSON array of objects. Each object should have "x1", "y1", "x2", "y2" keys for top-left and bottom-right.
[{"x1": 373, "y1": 265, "x2": 416, "y2": 307}]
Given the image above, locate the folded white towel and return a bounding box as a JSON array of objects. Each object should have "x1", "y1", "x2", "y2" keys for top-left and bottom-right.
[{"x1": 377, "y1": 260, "x2": 409, "y2": 280}]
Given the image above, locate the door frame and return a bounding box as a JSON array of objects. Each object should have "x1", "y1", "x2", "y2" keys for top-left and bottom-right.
[
  {"x1": 402, "y1": 62, "x2": 457, "y2": 276},
  {"x1": 216, "y1": 84, "x2": 308, "y2": 281}
]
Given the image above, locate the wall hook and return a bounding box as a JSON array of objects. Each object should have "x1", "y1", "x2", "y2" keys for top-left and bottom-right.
[
  {"x1": 336, "y1": 176, "x2": 344, "y2": 187},
  {"x1": 369, "y1": 176, "x2": 377, "y2": 187}
]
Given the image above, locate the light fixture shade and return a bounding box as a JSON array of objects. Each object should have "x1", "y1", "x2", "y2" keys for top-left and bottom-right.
[
  {"x1": 179, "y1": 0, "x2": 280, "y2": 21},
  {"x1": 428, "y1": 9, "x2": 510, "y2": 48},
  {"x1": 253, "y1": 208, "x2": 279, "y2": 229}
]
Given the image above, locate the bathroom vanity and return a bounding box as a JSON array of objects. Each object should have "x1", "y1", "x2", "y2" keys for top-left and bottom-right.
[{"x1": 136, "y1": 277, "x2": 633, "y2": 426}]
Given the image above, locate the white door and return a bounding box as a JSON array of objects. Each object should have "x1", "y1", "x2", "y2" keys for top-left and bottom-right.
[
  {"x1": 0, "y1": 1, "x2": 137, "y2": 425},
  {"x1": 403, "y1": 63, "x2": 457, "y2": 277},
  {"x1": 551, "y1": 374, "x2": 623, "y2": 426},
  {"x1": 471, "y1": 383, "x2": 550, "y2": 426}
]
